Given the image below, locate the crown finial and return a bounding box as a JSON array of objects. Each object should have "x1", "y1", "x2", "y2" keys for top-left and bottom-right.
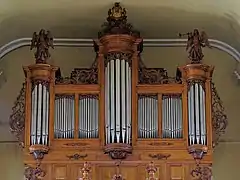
[
  {"x1": 30, "y1": 29, "x2": 54, "y2": 64},
  {"x1": 107, "y1": 2, "x2": 127, "y2": 22}
]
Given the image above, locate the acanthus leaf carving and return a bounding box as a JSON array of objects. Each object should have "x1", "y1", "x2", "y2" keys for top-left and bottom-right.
[
  {"x1": 9, "y1": 83, "x2": 26, "y2": 148},
  {"x1": 191, "y1": 165, "x2": 212, "y2": 180},
  {"x1": 56, "y1": 68, "x2": 98, "y2": 85},
  {"x1": 211, "y1": 82, "x2": 228, "y2": 148},
  {"x1": 138, "y1": 68, "x2": 181, "y2": 84},
  {"x1": 24, "y1": 165, "x2": 46, "y2": 180}
]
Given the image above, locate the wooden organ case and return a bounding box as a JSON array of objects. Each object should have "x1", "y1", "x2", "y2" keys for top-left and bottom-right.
[{"x1": 9, "y1": 3, "x2": 228, "y2": 180}]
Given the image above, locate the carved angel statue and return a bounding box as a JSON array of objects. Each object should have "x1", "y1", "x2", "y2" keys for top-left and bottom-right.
[
  {"x1": 179, "y1": 29, "x2": 211, "y2": 64},
  {"x1": 30, "y1": 29, "x2": 54, "y2": 63}
]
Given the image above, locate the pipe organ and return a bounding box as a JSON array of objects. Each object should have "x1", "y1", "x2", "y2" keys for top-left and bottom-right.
[{"x1": 9, "y1": 3, "x2": 228, "y2": 180}]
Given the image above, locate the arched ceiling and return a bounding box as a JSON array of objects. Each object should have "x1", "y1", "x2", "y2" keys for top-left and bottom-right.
[{"x1": 0, "y1": 0, "x2": 240, "y2": 50}]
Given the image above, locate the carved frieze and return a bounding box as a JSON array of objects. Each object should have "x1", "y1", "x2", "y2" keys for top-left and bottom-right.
[
  {"x1": 56, "y1": 68, "x2": 98, "y2": 85},
  {"x1": 138, "y1": 68, "x2": 181, "y2": 84},
  {"x1": 104, "y1": 143, "x2": 132, "y2": 159},
  {"x1": 211, "y1": 82, "x2": 228, "y2": 148},
  {"x1": 104, "y1": 52, "x2": 132, "y2": 67},
  {"x1": 9, "y1": 83, "x2": 25, "y2": 148},
  {"x1": 149, "y1": 153, "x2": 171, "y2": 160},
  {"x1": 67, "y1": 153, "x2": 88, "y2": 160}
]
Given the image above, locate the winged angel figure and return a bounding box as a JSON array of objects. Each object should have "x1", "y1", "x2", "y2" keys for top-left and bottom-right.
[
  {"x1": 30, "y1": 29, "x2": 54, "y2": 63},
  {"x1": 179, "y1": 29, "x2": 211, "y2": 63}
]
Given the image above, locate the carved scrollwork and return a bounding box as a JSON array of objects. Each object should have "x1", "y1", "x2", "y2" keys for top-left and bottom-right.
[
  {"x1": 24, "y1": 165, "x2": 46, "y2": 180},
  {"x1": 9, "y1": 83, "x2": 26, "y2": 148},
  {"x1": 191, "y1": 165, "x2": 212, "y2": 180},
  {"x1": 149, "y1": 153, "x2": 171, "y2": 160},
  {"x1": 138, "y1": 68, "x2": 181, "y2": 84},
  {"x1": 104, "y1": 143, "x2": 132, "y2": 159},
  {"x1": 67, "y1": 153, "x2": 88, "y2": 160},
  {"x1": 187, "y1": 79, "x2": 205, "y2": 91},
  {"x1": 211, "y1": 82, "x2": 228, "y2": 148},
  {"x1": 104, "y1": 52, "x2": 132, "y2": 67},
  {"x1": 56, "y1": 68, "x2": 98, "y2": 85},
  {"x1": 188, "y1": 145, "x2": 208, "y2": 160}
]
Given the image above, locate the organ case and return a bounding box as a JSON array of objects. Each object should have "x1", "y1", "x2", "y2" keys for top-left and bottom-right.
[{"x1": 9, "y1": 3, "x2": 228, "y2": 180}]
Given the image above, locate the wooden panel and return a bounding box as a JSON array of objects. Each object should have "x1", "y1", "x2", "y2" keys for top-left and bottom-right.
[
  {"x1": 168, "y1": 164, "x2": 185, "y2": 180},
  {"x1": 52, "y1": 165, "x2": 68, "y2": 180}
]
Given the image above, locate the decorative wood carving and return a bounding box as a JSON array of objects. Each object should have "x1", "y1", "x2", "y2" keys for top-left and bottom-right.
[
  {"x1": 112, "y1": 162, "x2": 124, "y2": 180},
  {"x1": 67, "y1": 153, "x2": 88, "y2": 160},
  {"x1": 211, "y1": 82, "x2": 228, "y2": 148},
  {"x1": 29, "y1": 145, "x2": 49, "y2": 165},
  {"x1": 63, "y1": 142, "x2": 88, "y2": 146},
  {"x1": 56, "y1": 68, "x2": 98, "y2": 85},
  {"x1": 105, "y1": 52, "x2": 132, "y2": 66},
  {"x1": 98, "y1": 2, "x2": 140, "y2": 38},
  {"x1": 148, "y1": 142, "x2": 173, "y2": 146},
  {"x1": 191, "y1": 165, "x2": 212, "y2": 180},
  {"x1": 188, "y1": 145, "x2": 208, "y2": 161},
  {"x1": 104, "y1": 143, "x2": 132, "y2": 159},
  {"x1": 138, "y1": 68, "x2": 181, "y2": 84},
  {"x1": 24, "y1": 165, "x2": 46, "y2": 180},
  {"x1": 179, "y1": 29, "x2": 211, "y2": 64},
  {"x1": 79, "y1": 162, "x2": 92, "y2": 180},
  {"x1": 9, "y1": 83, "x2": 25, "y2": 148},
  {"x1": 30, "y1": 29, "x2": 54, "y2": 64},
  {"x1": 146, "y1": 162, "x2": 158, "y2": 180},
  {"x1": 149, "y1": 153, "x2": 171, "y2": 160}
]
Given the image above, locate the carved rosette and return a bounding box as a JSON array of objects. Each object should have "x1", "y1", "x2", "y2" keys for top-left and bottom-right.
[
  {"x1": 191, "y1": 165, "x2": 212, "y2": 180},
  {"x1": 24, "y1": 165, "x2": 46, "y2": 180},
  {"x1": 56, "y1": 68, "x2": 98, "y2": 85},
  {"x1": 9, "y1": 83, "x2": 26, "y2": 148},
  {"x1": 104, "y1": 143, "x2": 132, "y2": 159},
  {"x1": 211, "y1": 82, "x2": 228, "y2": 148}
]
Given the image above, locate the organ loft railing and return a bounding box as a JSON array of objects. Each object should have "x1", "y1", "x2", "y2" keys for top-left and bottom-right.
[{"x1": 9, "y1": 2, "x2": 228, "y2": 180}]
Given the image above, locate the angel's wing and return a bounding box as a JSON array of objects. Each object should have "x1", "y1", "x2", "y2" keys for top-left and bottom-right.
[
  {"x1": 46, "y1": 31, "x2": 54, "y2": 48},
  {"x1": 30, "y1": 32, "x2": 37, "y2": 50},
  {"x1": 200, "y1": 31, "x2": 210, "y2": 47}
]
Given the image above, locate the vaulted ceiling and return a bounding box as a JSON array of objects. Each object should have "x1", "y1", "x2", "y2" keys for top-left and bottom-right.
[{"x1": 0, "y1": 0, "x2": 240, "y2": 143}]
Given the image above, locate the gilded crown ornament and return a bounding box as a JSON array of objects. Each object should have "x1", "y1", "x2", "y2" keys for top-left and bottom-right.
[
  {"x1": 98, "y1": 2, "x2": 140, "y2": 38},
  {"x1": 179, "y1": 29, "x2": 211, "y2": 64},
  {"x1": 30, "y1": 29, "x2": 54, "y2": 64}
]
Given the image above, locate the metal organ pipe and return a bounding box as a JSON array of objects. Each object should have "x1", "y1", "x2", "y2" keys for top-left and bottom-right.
[
  {"x1": 105, "y1": 57, "x2": 131, "y2": 144},
  {"x1": 162, "y1": 95, "x2": 183, "y2": 139},
  {"x1": 54, "y1": 95, "x2": 75, "y2": 139},
  {"x1": 188, "y1": 82, "x2": 206, "y2": 145},
  {"x1": 30, "y1": 82, "x2": 50, "y2": 145},
  {"x1": 79, "y1": 95, "x2": 99, "y2": 139},
  {"x1": 137, "y1": 95, "x2": 158, "y2": 138}
]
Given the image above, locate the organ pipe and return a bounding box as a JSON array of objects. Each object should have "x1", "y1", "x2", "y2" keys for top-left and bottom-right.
[
  {"x1": 162, "y1": 94, "x2": 183, "y2": 139},
  {"x1": 105, "y1": 58, "x2": 132, "y2": 144},
  {"x1": 54, "y1": 94, "x2": 75, "y2": 139},
  {"x1": 30, "y1": 82, "x2": 50, "y2": 145},
  {"x1": 188, "y1": 82, "x2": 206, "y2": 145},
  {"x1": 79, "y1": 95, "x2": 99, "y2": 139},
  {"x1": 138, "y1": 95, "x2": 158, "y2": 138}
]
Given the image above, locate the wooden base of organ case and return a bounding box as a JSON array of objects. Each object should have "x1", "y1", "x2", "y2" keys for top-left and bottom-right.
[{"x1": 24, "y1": 146, "x2": 212, "y2": 180}]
